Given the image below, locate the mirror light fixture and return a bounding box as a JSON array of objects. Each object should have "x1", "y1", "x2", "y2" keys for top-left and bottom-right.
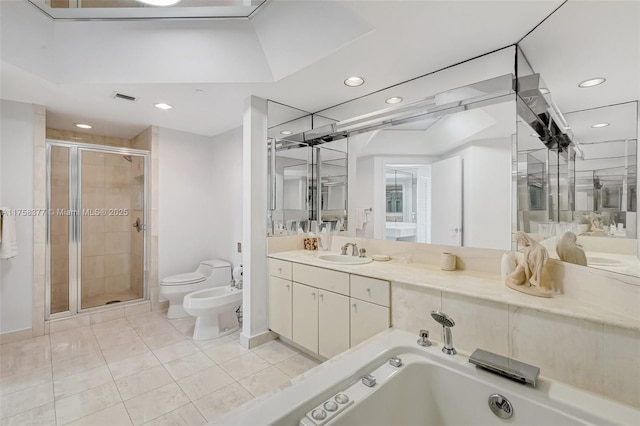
[
  {"x1": 280, "y1": 130, "x2": 292, "y2": 135},
  {"x1": 344, "y1": 76, "x2": 365, "y2": 87},
  {"x1": 385, "y1": 97, "x2": 403, "y2": 104},
  {"x1": 579, "y1": 78, "x2": 606, "y2": 88},
  {"x1": 75, "y1": 123, "x2": 92, "y2": 129},
  {"x1": 154, "y1": 103, "x2": 173, "y2": 110},
  {"x1": 137, "y1": 0, "x2": 181, "y2": 6},
  {"x1": 591, "y1": 123, "x2": 610, "y2": 128}
]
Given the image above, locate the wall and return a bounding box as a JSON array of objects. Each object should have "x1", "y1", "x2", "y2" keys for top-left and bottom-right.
[
  {"x1": 158, "y1": 126, "x2": 242, "y2": 282},
  {"x1": 0, "y1": 100, "x2": 39, "y2": 334},
  {"x1": 209, "y1": 127, "x2": 243, "y2": 267},
  {"x1": 158, "y1": 128, "x2": 216, "y2": 279}
]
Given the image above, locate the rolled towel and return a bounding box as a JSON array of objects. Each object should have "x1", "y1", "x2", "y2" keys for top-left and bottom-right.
[{"x1": 0, "y1": 208, "x2": 18, "y2": 259}]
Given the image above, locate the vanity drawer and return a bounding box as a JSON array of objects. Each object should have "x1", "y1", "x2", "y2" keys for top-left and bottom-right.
[
  {"x1": 292, "y1": 263, "x2": 349, "y2": 296},
  {"x1": 269, "y1": 259, "x2": 292, "y2": 280},
  {"x1": 350, "y1": 275, "x2": 390, "y2": 307}
]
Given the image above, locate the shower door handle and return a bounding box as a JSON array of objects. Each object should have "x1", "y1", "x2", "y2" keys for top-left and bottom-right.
[{"x1": 133, "y1": 218, "x2": 144, "y2": 232}]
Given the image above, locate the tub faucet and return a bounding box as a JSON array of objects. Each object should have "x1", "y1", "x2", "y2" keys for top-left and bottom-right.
[
  {"x1": 341, "y1": 243, "x2": 359, "y2": 256},
  {"x1": 431, "y1": 311, "x2": 456, "y2": 355}
]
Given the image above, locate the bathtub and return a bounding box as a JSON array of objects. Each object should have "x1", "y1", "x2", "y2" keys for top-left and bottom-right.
[{"x1": 217, "y1": 330, "x2": 638, "y2": 425}]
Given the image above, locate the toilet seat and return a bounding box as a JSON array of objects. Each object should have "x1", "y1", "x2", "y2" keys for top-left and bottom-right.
[{"x1": 162, "y1": 272, "x2": 206, "y2": 286}]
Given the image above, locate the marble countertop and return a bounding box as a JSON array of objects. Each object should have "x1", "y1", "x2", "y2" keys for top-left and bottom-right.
[{"x1": 269, "y1": 250, "x2": 640, "y2": 331}]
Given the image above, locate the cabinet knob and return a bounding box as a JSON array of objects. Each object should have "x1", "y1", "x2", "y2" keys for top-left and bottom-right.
[
  {"x1": 367, "y1": 288, "x2": 371, "y2": 293},
  {"x1": 278, "y1": 267, "x2": 282, "y2": 272},
  {"x1": 286, "y1": 284, "x2": 290, "y2": 289},
  {"x1": 312, "y1": 292, "x2": 316, "y2": 299},
  {"x1": 319, "y1": 294, "x2": 324, "y2": 300}
]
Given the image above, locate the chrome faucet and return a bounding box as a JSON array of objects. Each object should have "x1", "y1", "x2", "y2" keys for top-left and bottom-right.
[
  {"x1": 431, "y1": 311, "x2": 456, "y2": 355},
  {"x1": 341, "y1": 243, "x2": 359, "y2": 256}
]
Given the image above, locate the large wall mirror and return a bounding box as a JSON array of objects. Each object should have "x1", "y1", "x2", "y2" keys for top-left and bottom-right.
[
  {"x1": 518, "y1": 1, "x2": 639, "y2": 277},
  {"x1": 266, "y1": 1, "x2": 639, "y2": 281},
  {"x1": 266, "y1": 101, "x2": 347, "y2": 236}
]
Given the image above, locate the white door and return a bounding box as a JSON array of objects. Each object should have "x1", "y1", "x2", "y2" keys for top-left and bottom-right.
[
  {"x1": 350, "y1": 300, "x2": 389, "y2": 347},
  {"x1": 268, "y1": 276, "x2": 292, "y2": 340},
  {"x1": 431, "y1": 156, "x2": 463, "y2": 246},
  {"x1": 292, "y1": 283, "x2": 318, "y2": 353},
  {"x1": 318, "y1": 290, "x2": 350, "y2": 358}
]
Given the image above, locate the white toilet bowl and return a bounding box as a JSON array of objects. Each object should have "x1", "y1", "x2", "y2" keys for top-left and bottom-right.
[
  {"x1": 183, "y1": 286, "x2": 242, "y2": 340},
  {"x1": 160, "y1": 259, "x2": 231, "y2": 319}
]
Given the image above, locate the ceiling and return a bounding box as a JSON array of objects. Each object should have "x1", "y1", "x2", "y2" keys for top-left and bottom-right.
[{"x1": 1, "y1": 1, "x2": 637, "y2": 141}]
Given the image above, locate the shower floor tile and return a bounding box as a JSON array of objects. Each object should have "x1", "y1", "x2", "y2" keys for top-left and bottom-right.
[
  {"x1": 0, "y1": 311, "x2": 321, "y2": 425},
  {"x1": 82, "y1": 291, "x2": 141, "y2": 309}
]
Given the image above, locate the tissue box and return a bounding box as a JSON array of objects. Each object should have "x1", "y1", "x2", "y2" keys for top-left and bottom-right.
[{"x1": 303, "y1": 237, "x2": 318, "y2": 250}]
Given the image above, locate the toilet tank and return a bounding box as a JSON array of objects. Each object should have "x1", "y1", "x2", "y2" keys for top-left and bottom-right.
[{"x1": 197, "y1": 259, "x2": 232, "y2": 287}]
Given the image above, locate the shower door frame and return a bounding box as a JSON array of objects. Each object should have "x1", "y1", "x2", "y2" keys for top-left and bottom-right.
[{"x1": 45, "y1": 140, "x2": 151, "y2": 320}]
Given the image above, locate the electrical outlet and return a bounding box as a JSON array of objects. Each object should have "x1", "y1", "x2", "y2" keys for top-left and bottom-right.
[{"x1": 237, "y1": 242, "x2": 242, "y2": 253}]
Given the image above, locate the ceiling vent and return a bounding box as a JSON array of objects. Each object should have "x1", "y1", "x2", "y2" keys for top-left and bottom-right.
[{"x1": 112, "y1": 92, "x2": 137, "y2": 102}]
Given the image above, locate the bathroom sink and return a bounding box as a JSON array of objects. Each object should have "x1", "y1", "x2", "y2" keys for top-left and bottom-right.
[
  {"x1": 318, "y1": 254, "x2": 373, "y2": 265},
  {"x1": 587, "y1": 256, "x2": 626, "y2": 267}
]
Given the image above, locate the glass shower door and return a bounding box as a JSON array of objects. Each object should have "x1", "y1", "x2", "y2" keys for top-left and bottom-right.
[{"x1": 79, "y1": 149, "x2": 146, "y2": 309}]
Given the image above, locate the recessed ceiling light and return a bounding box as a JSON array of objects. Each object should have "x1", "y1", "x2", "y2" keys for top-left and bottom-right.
[
  {"x1": 539, "y1": 88, "x2": 550, "y2": 94},
  {"x1": 137, "y1": 0, "x2": 181, "y2": 6},
  {"x1": 579, "y1": 78, "x2": 606, "y2": 88},
  {"x1": 154, "y1": 103, "x2": 173, "y2": 110},
  {"x1": 75, "y1": 123, "x2": 92, "y2": 129},
  {"x1": 530, "y1": 132, "x2": 538, "y2": 137},
  {"x1": 344, "y1": 76, "x2": 365, "y2": 87},
  {"x1": 591, "y1": 123, "x2": 610, "y2": 128},
  {"x1": 385, "y1": 97, "x2": 403, "y2": 104},
  {"x1": 280, "y1": 130, "x2": 292, "y2": 135}
]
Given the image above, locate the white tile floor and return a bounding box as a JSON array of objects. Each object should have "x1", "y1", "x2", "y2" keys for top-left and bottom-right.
[{"x1": 0, "y1": 311, "x2": 320, "y2": 425}]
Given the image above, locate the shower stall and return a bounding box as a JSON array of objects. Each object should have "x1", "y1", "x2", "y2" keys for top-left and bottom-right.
[{"x1": 46, "y1": 140, "x2": 150, "y2": 319}]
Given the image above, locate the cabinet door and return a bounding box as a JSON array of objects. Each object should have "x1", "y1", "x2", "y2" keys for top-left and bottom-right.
[
  {"x1": 318, "y1": 290, "x2": 350, "y2": 358},
  {"x1": 292, "y1": 282, "x2": 318, "y2": 353},
  {"x1": 268, "y1": 276, "x2": 292, "y2": 340},
  {"x1": 351, "y1": 299, "x2": 390, "y2": 347}
]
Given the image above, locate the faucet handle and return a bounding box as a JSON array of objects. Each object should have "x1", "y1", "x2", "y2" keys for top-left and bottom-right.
[
  {"x1": 341, "y1": 245, "x2": 348, "y2": 255},
  {"x1": 359, "y1": 248, "x2": 367, "y2": 258},
  {"x1": 417, "y1": 329, "x2": 431, "y2": 347}
]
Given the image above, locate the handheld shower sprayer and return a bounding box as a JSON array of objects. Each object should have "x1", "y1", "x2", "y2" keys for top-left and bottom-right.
[{"x1": 431, "y1": 311, "x2": 456, "y2": 355}]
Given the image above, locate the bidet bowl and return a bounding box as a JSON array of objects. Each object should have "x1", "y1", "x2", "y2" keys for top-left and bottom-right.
[
  {"x1": 183, "y1": 286, "x2": 242, "y2": 313},
  {"x1": 318, "y1": 254, "x2": 373, "y2": 265}
]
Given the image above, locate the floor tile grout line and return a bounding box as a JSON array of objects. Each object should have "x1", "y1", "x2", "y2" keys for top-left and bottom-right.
[{"x1": 89, "y1": 318, "x2": 136, "y2": 426}]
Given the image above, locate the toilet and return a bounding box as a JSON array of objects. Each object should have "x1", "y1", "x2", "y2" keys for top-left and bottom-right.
[
  {"x1": 183, "y1": 285, "x2": 242, "y2": 340},
  {"x1": 159, "y1": 259, "x2": 231, "y2": 319}
]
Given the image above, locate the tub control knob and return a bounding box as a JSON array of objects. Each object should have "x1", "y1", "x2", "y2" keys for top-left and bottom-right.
[
  {"x1": 361, "y1": 374, "x2": 376, "y2": 387},
  {"x1": 311, "y1": 409, "x2": 326, "y2": 421},
  {"x1": 335, "y1": 394, "x2": 349, "y2": 404},
  {"x1": 323, "y1": 401, "x2": 338, "y2": 412},
  {"x1": 389, "y1": 356, "x2": 402, "y2": 367}
]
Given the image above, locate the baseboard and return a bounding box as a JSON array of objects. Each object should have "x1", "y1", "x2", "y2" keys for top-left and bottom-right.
[
  {"x1": 239, "y1": 329, "x2": 277, "y2": 349},
  {"x1": 278, "y1": 336, "x2": 327, "y2": 362},
  {"x1": 0, "y1": 328, "x2": 33, "y2": 345}
]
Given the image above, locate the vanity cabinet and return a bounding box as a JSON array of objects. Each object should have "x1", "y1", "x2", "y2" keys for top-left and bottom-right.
[
  {"x1": 268, "y1": 259, "x2": 390, "y2": 359},
  {"x1": 350, "y1": 275, "x2": 391, "y2": 346}
]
